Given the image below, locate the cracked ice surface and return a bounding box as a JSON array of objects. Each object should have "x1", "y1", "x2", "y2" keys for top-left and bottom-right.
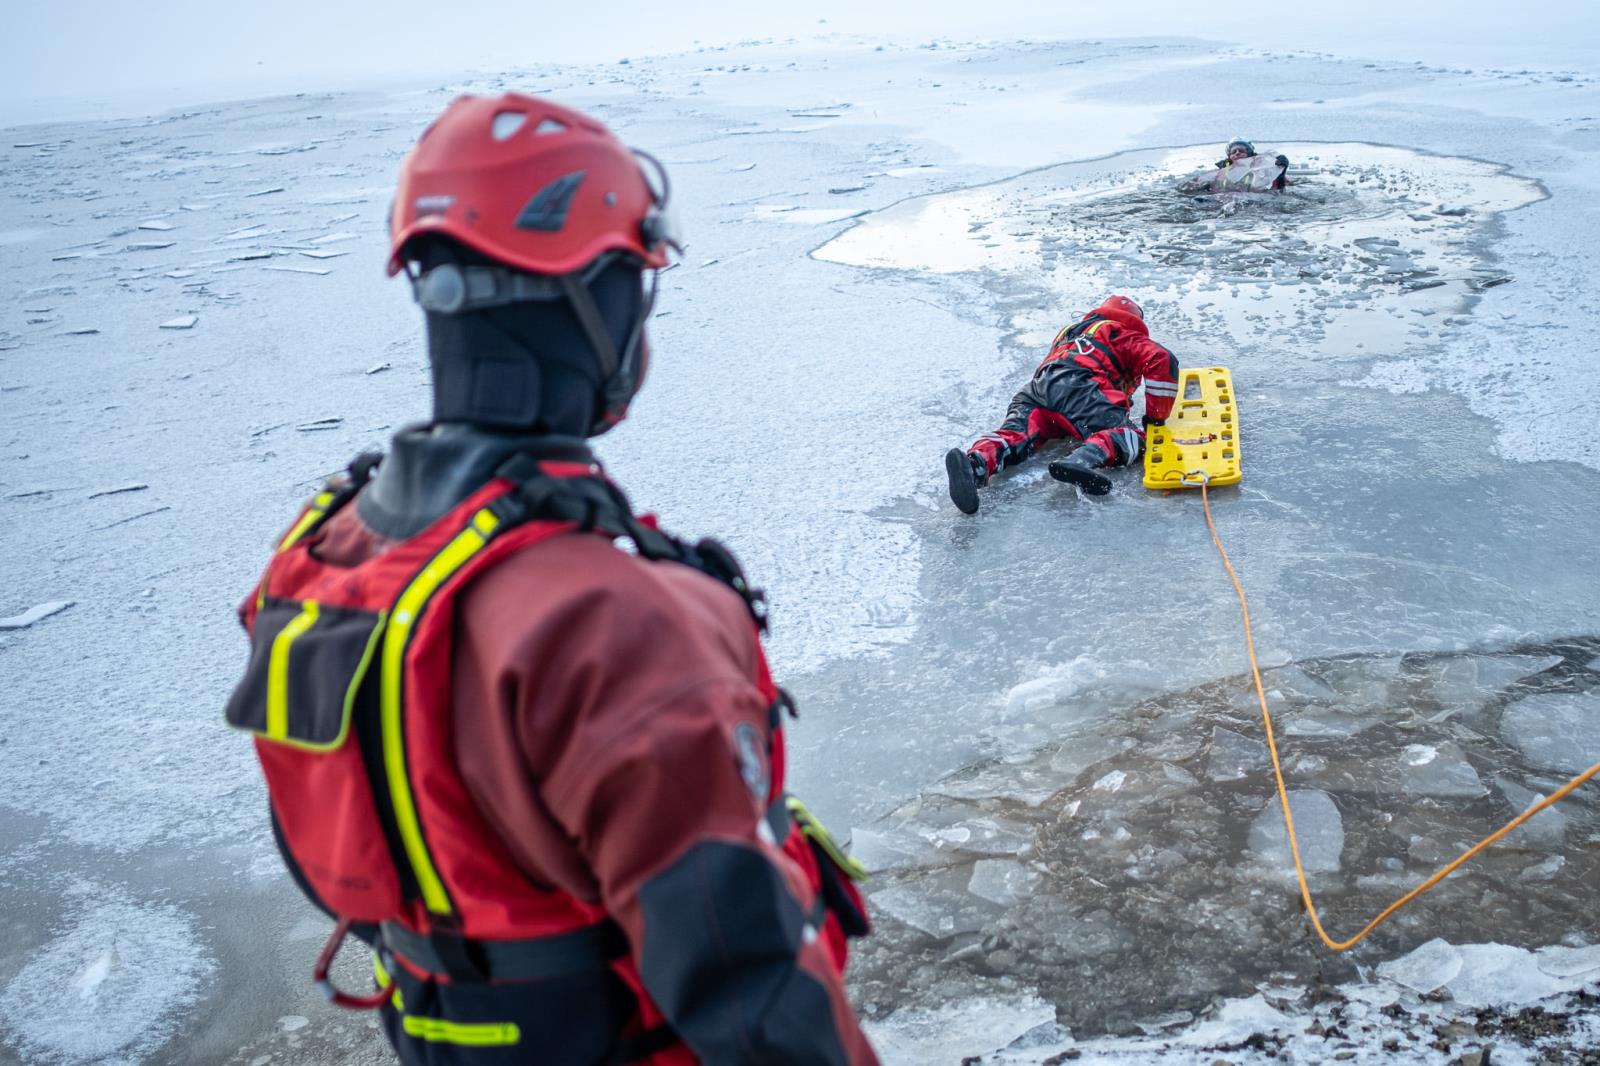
[
  {"x1": 0, "y1": 885, "x2": 214, "y2": 1064},
  {"x1": 847, "y1": 642, "x2": 1600, "y2": 1039}
]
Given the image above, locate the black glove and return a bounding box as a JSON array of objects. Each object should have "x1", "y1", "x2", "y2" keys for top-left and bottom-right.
[{"x1": 1142, "y1": 416, "x2": 1164, "y2": 430}]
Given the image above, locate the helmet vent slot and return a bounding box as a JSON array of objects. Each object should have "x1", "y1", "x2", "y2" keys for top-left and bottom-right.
[
  {"x1": 534, "y1": 117, "x2": 569, "y2": 136},
  {"x1": 492, "y1": 111, "x2": 529, "y2": 141}
]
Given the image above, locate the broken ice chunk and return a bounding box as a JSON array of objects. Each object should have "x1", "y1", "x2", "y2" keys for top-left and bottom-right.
[
  {"x1": 1377, "y1": 937, "x2": 1463, "y2": 993},
  {"x1": 1536, "y1": 944, "x2": 1600, "y2": 979},
  {"x1": 1445, "y1": 944, "x2": 1574, "y2": 1008},
  {"x1": 0, "y1": 601, "x2": 74, "y2": 630},
  {"x1": 923, "y1": 817, "x2": 1035, "y2": 857},
  {"x1": 966, "y1": 859, "x2": 1040, "y2": 906},
  {"x1": 868, "y1": 867, "x2": 1000, "y2": 939},
  {"x1": 1206, "y1": 726, "x2": 1268, "y2": 781},
  {"x1": 138, "y1": 220, "x2": 175, "y2": 231},
  {"x1": 1049, "y1": 734, "x2": 1133, "y2": 779},
  {"x1": 926, "y1": 761, "x2": 1063, "y2": 808},
  {"x1": 124, "y1": 241, "x2": 174, "y2": 251},
  {"x1": 1091, "y1": 770, "x2": 1126, "y2": 793},
  {"x1": 1521, "y1": 855, "x2": 1564, "y2": 880},
  {"x1": 1399, "y1": 741, "x2": 1485, "y2": 798},
  {"x1": 1500, "y1": 691, "x2": 1600, "y2": 774},
  {"x1": 1494, "y1": 777, "x2": 1567, "y2": 848},
  {"x1": 159, "y1": 315, "x2": 198, "y2": 330},
  {"x1": 1248, "y1": 790, "x2": 1343, "y2": 873}
]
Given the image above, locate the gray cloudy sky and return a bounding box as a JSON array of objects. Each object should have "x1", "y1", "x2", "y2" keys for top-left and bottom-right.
[{"x1": 7, "y1": 1, "x2": 1597, "y2": 125}]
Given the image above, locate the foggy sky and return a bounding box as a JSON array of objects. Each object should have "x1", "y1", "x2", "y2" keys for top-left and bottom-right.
[{"x1": 7, "y1": 1, "x2": 1597, "y2": 126}]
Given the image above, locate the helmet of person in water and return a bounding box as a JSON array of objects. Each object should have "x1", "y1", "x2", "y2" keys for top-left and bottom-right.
[
  {"x1": 1226, "y1": 139, "x2": 1256, "y2": 161},
  {"x1": 387, "y1": 92, "x2": 682, "y2": 433},
  {"x1": 1097, "y1": 294, "x2": 1144, "y2": 321}
]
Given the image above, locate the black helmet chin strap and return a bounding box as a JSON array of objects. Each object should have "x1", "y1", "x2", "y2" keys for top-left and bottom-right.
[{"x1": 558, "y1": 272, "x2": 621, "y2": 381}]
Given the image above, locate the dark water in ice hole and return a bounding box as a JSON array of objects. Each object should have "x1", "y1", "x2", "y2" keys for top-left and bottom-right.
[{"x1": 846, "y1": 637, "x2": 1600, "y2": 1037}]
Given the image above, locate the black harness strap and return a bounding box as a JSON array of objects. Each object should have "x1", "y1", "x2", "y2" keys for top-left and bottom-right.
[
  {"x1": 380, "y1": 919, "x2": 628, "y2": 982},
  {"x1": 493, "y1": 454, "x2": 769, "y2": 631}
]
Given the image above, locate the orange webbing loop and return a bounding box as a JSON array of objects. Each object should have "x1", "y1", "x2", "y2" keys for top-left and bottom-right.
[{"x1": 1196, "y1": 478, "x2": 1600, "y2": 952}]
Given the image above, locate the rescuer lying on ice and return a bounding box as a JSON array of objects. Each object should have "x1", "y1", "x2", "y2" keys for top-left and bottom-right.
[
  {"x1": 224, "y1": 92, "x2": 877, "y2": 1065},
  {"x1": 945, "y1": 295, "x2": 1179, "y2": 512}
]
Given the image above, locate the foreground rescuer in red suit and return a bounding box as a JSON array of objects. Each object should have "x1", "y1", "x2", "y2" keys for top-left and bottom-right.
[
  {"x1": 944, "y1": 295, "x2": 1179, "y2": 512},
  {"x1": 223, "y1": 93, "x2": 878, "y2": 1065}
]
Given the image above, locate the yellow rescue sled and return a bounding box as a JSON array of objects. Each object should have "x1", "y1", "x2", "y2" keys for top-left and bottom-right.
[{"x1": 1143, "y1": 366, "x2": 1241, "y2": 489}]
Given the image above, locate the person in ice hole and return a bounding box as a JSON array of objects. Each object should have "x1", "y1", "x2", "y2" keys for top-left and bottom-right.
[
  {"x1": 1183, "y1": 138, "x2": 1291, "y2": 193},
  {"x1": 223, "y1": 92, "x2": 879, "y2": 1066},
  {"x1": 944, "y1": 294, "x2": 1180, "y2": 512}
]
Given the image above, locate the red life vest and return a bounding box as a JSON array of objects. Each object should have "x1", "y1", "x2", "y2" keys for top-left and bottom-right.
[
  {"x1": 225, "y1": 454, "x2": 866, "y2": 1064},
  {"x1": 1046, "y1": 316, "x2": 1138, "y2": 401}
]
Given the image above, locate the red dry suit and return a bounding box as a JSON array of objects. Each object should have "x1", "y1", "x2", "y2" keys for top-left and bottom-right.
[
  {"x1": 967, "y1": 298, "x2": 1179, "y2": 477},
  {"x1": 225, "y1": 434, "x2": 877, "y2": 1066}
]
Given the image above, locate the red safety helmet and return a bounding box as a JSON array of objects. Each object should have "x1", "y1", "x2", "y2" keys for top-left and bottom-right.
[
  {"x1": 1096, "y1": 294, "x2": 1144, "y2": 321},
  {"x1": 387, "y1": 92, "x2": 678, "y2": 277}
]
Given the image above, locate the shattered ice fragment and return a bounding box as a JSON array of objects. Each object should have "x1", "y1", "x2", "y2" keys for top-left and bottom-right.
[
  {"x1": 1091, "y1": 770, "x2": 1126, "y2": 793},
  {"x1": 159, "y1": 315, "x2": 198, "y2": 330},
  {"x1": 125, "y1": 241, "x2": 174, "y2": 251},
  {"x1": 1520, "y1": 855, "x2": 1564, "y2": 880},
  {"x1": 164, "y1": 270, "x2": 195, "y2": 279},
  {"x1": 1399, "y1": 741, "x2": 1485, "y2": 798},
  {"x1": 1378, "y1": 937, "x2": 1462, "y2": 993},
  {"x1": 868, "y1": 868, "x2": 1000, "y2": 939},
  {"x1": 1207, "y1": 726, "x2": 1269, "y2": 781},
  {"x1": 866, "y1": 991, "x2": 1056, "y2": 1065},
  {"x1": 245, "y1": 186, "x2": 286, "y2": 197},
  {"x1": 0, "y1": 601, "x2": 74, "y2": 630},
  {"x1": 219, "y1": 226, "x2": 270, "y2": 241},
  {"x1": 278, "y1": 1015, "x2": 309, "y2": 1032},
  {"x1": 1136, "y1": 1010, "x2": 1194, "y2": 1035},
  {"x1": 64, "y1": 327, "x2": 100, "y2": 335},
  {"x1": 296, "y1": 417, "x2": 344, "y2": 432},
  {"x1": 966, "y1": 859, "x2": 1040, "y2": 906},
  {"x1": 1445, "y1": 944, "x2": 1574, "y2": 1008},
  {"x1": 309, "y1": 232, "x2": 356, "y2": 245},
  {"x1": 88, "y1": 483, "x2": 148, "y2": 498},
  {"x1": 137, "y1": 220, "x2": 175, "y2": 231},
  {"x1": 365, "y1": 362, "x2": 392, "y2": 375},
  {"x1": 1049, "y1": 734, "x2": 1132, "y2": 779},
  {"x1": 263, "y1": 265, "x2": 331, "y2": 275},
  {"x1": 230, "y1": 251, "x2": 274, "y2": 261},
  {"x1": 299, "y1": 249, "x2": 347, "y2": 259},
  {"x1": 1536, "y1": 944, "x2": 1600, "y2": 979},
  {"x1": 730, "y1": 162, "x2": 756, "y2": 172},
  {"x1": 1500, "y1": 691, "x2": 1600, "y2": 774},
  {"x1": 1248, "y1": 790, "x2": 1343, "y2": 873},
  {"x1": 1495, "y1": 778, "x2": 1567, "y2": 848}
]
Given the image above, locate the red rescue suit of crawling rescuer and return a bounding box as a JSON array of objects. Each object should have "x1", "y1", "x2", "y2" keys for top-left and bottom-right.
[
  {"x1": 944, "y1": 295, "x2": 1180, "y2": 511},
  {"x1": 224, "y1": 91, "x2": 878, "y2": 1066}
]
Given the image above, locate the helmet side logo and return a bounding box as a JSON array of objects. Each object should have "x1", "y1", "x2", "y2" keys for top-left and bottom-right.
[{"x1": 515, "y1": 170, "x2": 587, "y2": 232}]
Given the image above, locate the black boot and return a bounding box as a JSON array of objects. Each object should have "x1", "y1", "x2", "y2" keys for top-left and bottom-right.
[
  {"x1": 945, "y1": 448, "x2": 988, "y2": 515},
  {"x1": 1048, "y1": 443, "x2": 1114, "y2": 496}
]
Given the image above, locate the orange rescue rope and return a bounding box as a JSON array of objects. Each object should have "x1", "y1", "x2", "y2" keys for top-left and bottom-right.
[{"x1": 1195, "y1": 475, "x2": 1600, "y2": 952}]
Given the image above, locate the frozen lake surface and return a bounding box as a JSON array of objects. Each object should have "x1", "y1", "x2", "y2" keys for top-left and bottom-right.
[{"x1": 2, "y1": 31, "x2": 1598, "y2": 1065}]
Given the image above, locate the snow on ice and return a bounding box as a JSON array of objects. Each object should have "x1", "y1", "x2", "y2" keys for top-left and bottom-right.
[{"x1": 4, "y1": 24, "x2": 1600, "y2": 1065}]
